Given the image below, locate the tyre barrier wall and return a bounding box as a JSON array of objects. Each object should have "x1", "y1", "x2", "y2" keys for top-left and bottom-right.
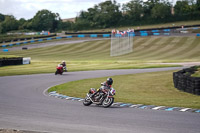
[
  {"x1": 0, "y1": 57, "x2": 23, "y2": 67},
  {"x1": 173, "y1": 66, "x2": 200, "y2": 95}
]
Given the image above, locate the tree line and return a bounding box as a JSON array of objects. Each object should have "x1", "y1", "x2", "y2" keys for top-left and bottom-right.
[{"x1": 0, "y1": 0, "x2": 200, "y2": 34}]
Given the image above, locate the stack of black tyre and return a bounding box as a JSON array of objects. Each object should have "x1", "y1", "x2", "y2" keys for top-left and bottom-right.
[
  {"x1": 0, "y1": 57, "x2": 23, "y2": 67},
  {"x1": 173, "y1": 66, "x2": 200, "y2": 95}
]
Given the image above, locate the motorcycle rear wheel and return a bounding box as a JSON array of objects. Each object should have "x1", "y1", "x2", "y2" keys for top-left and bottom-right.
[{"x1": 102, "y1": 97, "x2": 114, "y2": 108}]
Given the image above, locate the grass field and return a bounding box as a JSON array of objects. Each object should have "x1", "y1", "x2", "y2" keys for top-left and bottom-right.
[{"x1": 0, "y1": 36, "x2": 200, "y2": 76}]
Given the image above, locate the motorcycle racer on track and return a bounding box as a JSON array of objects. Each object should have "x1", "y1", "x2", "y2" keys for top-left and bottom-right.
[
  {"x1": 92, "y1": 78, "x2": 113, "y2": 100},
  {"x1": 83, "y1": 77, "x2": 115, "y2": 108}
]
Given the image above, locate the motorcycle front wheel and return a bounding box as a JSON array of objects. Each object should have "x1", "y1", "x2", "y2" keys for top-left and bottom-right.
[
  {"x1": 55, "y1": 70, "x2": 58, "y2": 75},
  {"x1": 83, "y1": 96, "x2": 92, "y2": 106},
  {"x1": 102, "y1": 97, "x2": 114, "y2": 108}
]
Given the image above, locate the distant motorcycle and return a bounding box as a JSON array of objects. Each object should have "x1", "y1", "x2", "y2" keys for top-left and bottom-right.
[
  {"x1": 83, "y1": 87, "x2": 116, "y2": 108},
  {"x1": 55, "y1": 65, "x2": 63, "y2": 75}
]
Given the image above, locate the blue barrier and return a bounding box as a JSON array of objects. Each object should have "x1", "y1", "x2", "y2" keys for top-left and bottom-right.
[
  {"x1": 141, "y1": 33, "x2": 148, "y2": 36},
  {"x1": 2, "y1": 45, "x2": 6, "y2": 47},
  {"x1": 38, "y1": 39, "x2": 43, "y2": 42},
  {"x1": 46, "y1": 38, "x2": 52, "y2": 40},
  {"x1": 115, "y1": 34, "x2": 122, "y2": 37},
  {"x1": 16, "y1": 43, "x2": 20, "y2": 45},
  {"x1": 3, "y1": 49, "x2": 8, "y2": 52},
  {"x1": 128, "y1": 33, "x2": 135, "y2": 37},
  {"x1": 197, "y1": 33, "x2": 200, "y2": 36},
  {"x1": 78, "y1": 35, "x2": 85, "y2": 38},
  {"x1": 30, "y1": 40, "x2": 35, "y2": 43},
  {"x1": 152, "y1": 30, "x2": 159, "y2": 32},
  {"x1": 66, "y1": 36, "x2": 72, "y2": 38},
  {"x1": 90, "y1": 34, "x2": 97, "y2": 37},
  {"x1": 163, "y1": 29, "x2": 170, "y2": 32},
  {"x1": 140, "y1": 31, "x2": 147, "y2": 33},
  {"x1": 193, "y1": 27, "x2": 199, "y2": 30},
  {"x1": 9, "y1": 44, "x2": 13, "y2": 46},
  {"x1": 182, "y1": 28, "x2": 188, "y2": 30},
  {"x1": 56, "y1": 37, "x2": 62, "y2": 39},
  {"x1": 103, "y1": 34, "x2": 110, "y2": 37},
  {"x1": 23, "y1": 42, "x2": 27, "y2": 44},
  {"x1": 153, "y1": 33, "x2": 160, "y2": 36},
  {"x1": 164, "y1": 33, "x2": 170, "y2": 35}
]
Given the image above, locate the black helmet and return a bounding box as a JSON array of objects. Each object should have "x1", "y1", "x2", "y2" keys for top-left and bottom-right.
[{"x1": 107, "y1": 78, "x2": 113, "y2": 85}]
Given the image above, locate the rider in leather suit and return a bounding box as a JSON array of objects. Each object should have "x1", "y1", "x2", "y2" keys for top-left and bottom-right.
[{"x1": 100, "y1": 77, "x2": 113, "y2": 90}]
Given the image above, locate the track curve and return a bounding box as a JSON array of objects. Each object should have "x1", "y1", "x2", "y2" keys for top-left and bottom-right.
[{"x1": 0, "y1": 67, "x2": 200, "y2": 133}]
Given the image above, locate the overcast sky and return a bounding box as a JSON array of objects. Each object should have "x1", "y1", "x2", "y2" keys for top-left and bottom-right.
[{"x1": 0, "y1": 0, "x2": 135, "y2": 20}]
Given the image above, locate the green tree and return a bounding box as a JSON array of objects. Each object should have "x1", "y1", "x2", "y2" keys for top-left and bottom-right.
[
  {"x1": 31, "y1": 9, "x2": 60, "y2": 31},
  {"x1": 18, "y1": 18, "x2": 27, "y2": 30},
  {"x1": 76, "y1": 0, "x2": 122, "y2": 29},
  {"x1": 151, "y1": 1, "x2": 171, "y2": 20},
  {"x1": 174, "y1": 0, "x2": 190, "y2": 15},
  {"x1": 0, "y1": 13, "x2": 5, "y2": 22},
  {"x1": 143, "y1": 0, "x2": 159, "y2": 16},
  {"x1": 98, "y1": 0, "x2": 122, "y2": 28},
  {"x1": 197, "y1": 0, "x2": 200, "y2": 10},
  {"x1": 122, "y1": 0, "x2": 144, "y2": 22},
  {"x1": 0, "y1": 15, "x2": 18, "y2": 33}
]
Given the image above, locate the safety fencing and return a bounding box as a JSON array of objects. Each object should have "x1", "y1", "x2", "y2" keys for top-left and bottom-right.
[{"x1": 173, "y1": 66, "x2": 200, "y2": 95}]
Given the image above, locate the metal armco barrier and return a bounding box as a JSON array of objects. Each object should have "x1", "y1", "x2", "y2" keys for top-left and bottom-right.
[{"x1": 173, "y1": 66, "x2": 200, "y2": 95}]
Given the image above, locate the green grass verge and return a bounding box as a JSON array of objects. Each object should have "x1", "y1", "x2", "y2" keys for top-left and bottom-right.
[
  {"x1": 0, "y1": 55, "x2": 20, "y2": 58},
  {"x1": 48, "y1": 70, "x2": 200, "y2": 109},
  {"x1": 192, "y1": 67, "x2": 200, "y2": 77}
]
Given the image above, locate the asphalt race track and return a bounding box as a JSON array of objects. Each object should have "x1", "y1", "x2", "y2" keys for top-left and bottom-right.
[{"x1": 0, "y1": 67, "x2": 200, "y2": 133}]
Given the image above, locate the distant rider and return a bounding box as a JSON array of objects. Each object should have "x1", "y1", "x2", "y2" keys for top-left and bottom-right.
[{"x1": 61, "y1": 60, "x2": 67, "y2": 72}]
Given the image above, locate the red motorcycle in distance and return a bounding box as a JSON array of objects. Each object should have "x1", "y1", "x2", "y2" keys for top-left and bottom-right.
[{"x1": 55, "y1": 64, "x2": 63, "y2": 75}]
